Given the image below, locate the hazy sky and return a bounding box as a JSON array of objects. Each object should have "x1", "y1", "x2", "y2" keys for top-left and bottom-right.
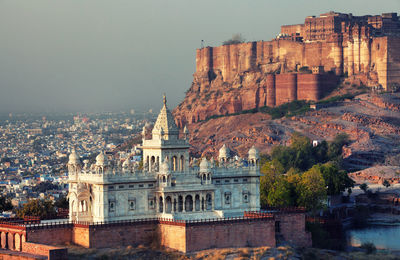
[{"x1": 1, "y1": 0, "x2": 399, "y2": 114}]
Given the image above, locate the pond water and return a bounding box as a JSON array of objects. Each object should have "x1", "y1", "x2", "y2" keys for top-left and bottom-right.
[{"x1": 347, "y1": 224, "x2": 400, "y2": 250}]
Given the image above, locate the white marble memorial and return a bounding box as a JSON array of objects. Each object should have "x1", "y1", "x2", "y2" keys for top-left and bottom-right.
[{"x1": 68, "y1": 96, "x2": 260, "y2": 222}]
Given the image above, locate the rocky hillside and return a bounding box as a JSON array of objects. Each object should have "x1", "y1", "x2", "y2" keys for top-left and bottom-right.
[{"x1": 183, "y1": 92, "x2": 400, "y2": 171}]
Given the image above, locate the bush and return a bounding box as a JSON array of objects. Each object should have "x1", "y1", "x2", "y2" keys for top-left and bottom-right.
[
  {"x1": 222, "y1": 33, "x2": 245, "y2": 45},
  {"x1": 298, "y1": 66, "x2": 312, "y2": 74},
  {"x1": 361, "y1": 242, "x2": 376, "y2": 254}
]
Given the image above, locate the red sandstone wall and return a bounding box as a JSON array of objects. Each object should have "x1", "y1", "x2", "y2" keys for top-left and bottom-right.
[
  {"x1": 184, "y1": 220, "x2": 275, "y2": 253},
  {"x1": 88, "y1": 223, "x2": 156, "y2": 248},
  {"x1": 159, "y1": 224, "x2": 186, "y2": 252},
  {"x1": 387, "y1": 37, "x2": 400, "y2": 88},
  {"x1": 275, "y1": 74, "x2": 297, "y2": 106},
  {"x1": 26, "y1": 227, "x2": 72, "y2": 246},
  {"x1": 275, "y1": 213, "x2": 311, "y2": 247},
  {"x1": 22, "y1": 242, "x2": 67, "y2": 260},
  {"x1": 72, "y1": 226, "x2": 90, "y2": 248},
  {"x1": 297, "y1": 74, "x2": 320, "y2": 101}
]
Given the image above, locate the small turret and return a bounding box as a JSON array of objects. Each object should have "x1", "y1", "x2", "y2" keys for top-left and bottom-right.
[
  {"x1": 248, "y1": 145, "x2": 260, "y2": 166},
  {"x1": 199, "y1": 157, "x2": 210, "y2": 173},
  {"x1": 199, "y1": 157, "x2": 212, "y2": 184},
  {"x1": 218, "y1": 144, "x2": 230, "y2": 163},
  {"x1": 96, "y1": 151, "x2": 107, "y2": 166},
  {"x1": 67, "y1": 149, "x2": 81, "y2": 175}
]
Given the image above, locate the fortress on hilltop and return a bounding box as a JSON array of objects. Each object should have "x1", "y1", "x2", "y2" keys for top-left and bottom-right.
[{"x1": 174, "y1": 11, "x2": 400, "y2": 126}]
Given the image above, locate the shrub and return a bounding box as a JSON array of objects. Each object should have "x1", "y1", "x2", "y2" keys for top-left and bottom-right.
[
  {"x1": 361, "y1": 242, "x2": 376, "y2": 254},
  {"x1": 222, "y1": 33, "x2": 245, "y2": 45},
  {"x1": 298, "y1": 66, "x2": 312, "y2": 74}
]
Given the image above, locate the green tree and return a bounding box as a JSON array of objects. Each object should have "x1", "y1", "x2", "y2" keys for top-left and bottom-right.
[
  {"x1": 0, "y1": 196, "x2": 13, "y2": 212},
  {"x1": 359, "y1": 183, "x2": 369, "y2": 193},
  {"x1": 327, "y1": 133, "x2": 349, "y2": 161},
  {"x1": 319, "y1": 162, "x2": 354, "y2": 196},
  {"x1": 54, "y1": 196, "x2": 69, "y2": 209},
  {"x1": 260, "y1": 159, "x2": 284, "y2": 208},
  {"x1": 297, "y1": 166, "x2": 327, "y2": 212},
  {"x1": 267, "y1": 177, "x2": 292, "y2": 207},
  {"x1": 17, "y1": 199, "x2": 56, "y2": 219}
]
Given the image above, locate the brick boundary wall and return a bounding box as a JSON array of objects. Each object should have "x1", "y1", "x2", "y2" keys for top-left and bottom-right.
[
  {"x1": 22, "y1": 242, "x2": 67, "y2": 260},
  {"x1": 0, "y1": 209, "x2": 311, "y2": 253}
]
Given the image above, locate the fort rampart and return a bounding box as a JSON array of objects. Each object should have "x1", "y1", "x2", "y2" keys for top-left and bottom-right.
[{"x1": 0, "y1": 210, "x2": 311, "y2": 257}]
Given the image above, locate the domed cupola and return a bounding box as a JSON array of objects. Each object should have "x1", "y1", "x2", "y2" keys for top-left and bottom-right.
[
  {"x1": 96, "y1": 151, "x2": 107, "y2": 166},
  {"x1": 200, "y1": 157, "x2": 210, "y2": 173},
  {"x1": 199, "y1": 157, "x2": 212, "y2": 185},
  {"x1": 158, "y1": 157, "x2": 171, "y2": 187},
  {"x1": 248, "y1": 145, "x2": 260, "y2": 166},
  {"x1": 68, "y1": 149, "x2": 80, "y2": 165},
  {"x1": 67, "y1": 149, "x2": 81, "y2": 174},
  {"x1": 218, "y1": 144, "x2": 230, "y2": 163}
]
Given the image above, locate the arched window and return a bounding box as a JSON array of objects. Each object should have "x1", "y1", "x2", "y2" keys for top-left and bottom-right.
[
  {"x1": 206, "y1": 193, "x2": 212, "y2": 210},
  {"x1": 172, "y1": 156, "x2": 178, "y2": 171},
  {"x1": 166, "y1": 196, "x2": 172, "y2": 213},
  {"x1": 185, "y1": 195, "x2": 193, "y2": 212},
  {"x1": 159, "y1": 196, "x2": 163, "y2": 213},
  {"x1": 178, "y1": 196, "x2": 183, "y2": 212},
  {"x1": 180, "y1": 155, "x2": 185, "y2": 171}
]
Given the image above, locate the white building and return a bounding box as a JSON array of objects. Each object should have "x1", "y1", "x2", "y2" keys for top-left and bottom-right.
[{"x1": 68, "y1": 96, "x2": 261, "y2": 222}]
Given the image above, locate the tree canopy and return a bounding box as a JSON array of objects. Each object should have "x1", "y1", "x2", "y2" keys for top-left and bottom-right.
[
  {"x1": 260, "y1": 133, "x2": 354, "y2": 211},
  {"x1": 16, "y1": 199, "x2": 56, "y2": 219}
]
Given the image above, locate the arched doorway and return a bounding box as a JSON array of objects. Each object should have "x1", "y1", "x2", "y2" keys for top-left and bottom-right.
[
  {"x1": 185, "y1": 195, "x2": 193, "y2": 212},
  {"x1": 178, "y1": 196, "x2": 183, "y2": 212},
  {"x1": 195, "y1": 195, "x2": 200, "y2": 211},
  {"x1": 206, "y1": 193, "x2": 212, "y2": 210},
  {"x1": 166, "y1": 196, "x2": 172, "y2": 213},
  {"x1": 159, "y1": 196, "x2": 163, "y2": 213}
]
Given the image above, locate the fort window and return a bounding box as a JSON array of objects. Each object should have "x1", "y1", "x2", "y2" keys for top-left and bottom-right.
[
  {"x1": 109, "y1": 201, "x2": 115, "y2": 212},
  {"x1": 109, "y1": 186, "x2": 114, "y2": 190},
  {"x1": 234, "y1": 179, "x2": 239, "y2": 183},
  {"x1": 225, "y1": 179, "x2": 230, "y2": 183},
  {"x1": 243, "y1": 191, "x2": 249, "y2": 203},
  {"x1": 224, "y1": 192, "x2": 231, "y2": 205},
  {"x1": 139, "y1": 184, "x2": 144, "y2": 188},
  {"x1": 215, "y1": 180, "x2": 221, "y2": 184},
  {"x1": 242, "y1": 178, "x2": 248, "y2": 183},
  {"x1": 148, "y1": 183, "x2": 153, "y2": 187},
  {"x1": 129, "y1": 199, "x2": 136, "y2": 211},
  {"x1": 129, "y1": 185, "x2": 134, "y2": 188},
  {"x1": 119, "y1": 185, "x2": 124, "y2": 189},
  {"x1": 148, "y1": 196, "x2": 155, "y2": 209}
]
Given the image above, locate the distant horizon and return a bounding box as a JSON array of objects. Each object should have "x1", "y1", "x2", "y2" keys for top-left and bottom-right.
[{"x1": 1, "y1": 0, "x2": 399, "y2": 113}]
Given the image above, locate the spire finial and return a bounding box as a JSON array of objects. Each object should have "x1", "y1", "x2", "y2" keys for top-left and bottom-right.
[{"x1": 163, "y1": 94, "x2": 167, "y2": 106}]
